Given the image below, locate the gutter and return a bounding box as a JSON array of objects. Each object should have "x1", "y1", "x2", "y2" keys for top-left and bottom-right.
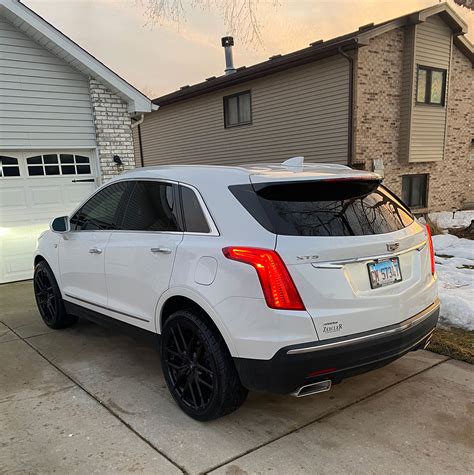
[{"x1": 338, "y1": 46, "x2": 354, "y2": 166}]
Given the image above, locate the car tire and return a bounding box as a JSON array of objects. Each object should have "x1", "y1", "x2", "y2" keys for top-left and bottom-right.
[
  {"x1": 161, "y1": 309, "x2": 248, "y2": 421},
  {"x1": 33, "y1": 260, "x2": 77, "y2": 329}
]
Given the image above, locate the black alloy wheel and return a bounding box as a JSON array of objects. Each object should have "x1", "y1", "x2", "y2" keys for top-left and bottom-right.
[
  {"x1": 34, "y1": 265, "x2": 57, "y2": 324},
  {"x1": 33, "y1": 261, "x2": 77, "y2": 329},
  {"x1": 164, "y1": 319, "x2": 216, "y2": 411},
  {"x1": 161, "y1": 310, "x2": 248, "y2": 421}
]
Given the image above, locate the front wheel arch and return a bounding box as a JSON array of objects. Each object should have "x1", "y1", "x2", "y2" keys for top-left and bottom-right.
[{"x1": 34, "y1": 254, "x2": 46, "y2": 267}]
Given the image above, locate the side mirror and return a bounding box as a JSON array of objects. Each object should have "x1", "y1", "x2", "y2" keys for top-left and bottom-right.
[{"x1": 50, "y1": 216, "x2": 70, "y2": 233}]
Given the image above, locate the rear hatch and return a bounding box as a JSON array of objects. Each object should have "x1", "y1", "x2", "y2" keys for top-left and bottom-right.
[{"x1": 231, "y1": 176, "x2": 436, "y2": 340}]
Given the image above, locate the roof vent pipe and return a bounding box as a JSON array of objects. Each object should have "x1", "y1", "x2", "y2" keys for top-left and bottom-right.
[{"x1": 221, "y1": 36, "x2": 237, "y2": 75}]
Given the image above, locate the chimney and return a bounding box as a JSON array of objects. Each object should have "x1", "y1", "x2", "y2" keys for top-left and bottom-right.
[{"x1": 221, "y1": 36, "x2": 236, "y2": 75}]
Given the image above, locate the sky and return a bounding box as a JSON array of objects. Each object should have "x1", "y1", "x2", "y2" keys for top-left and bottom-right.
[{"x1": 24, "y1": 0, "x2": 474, "y2": 99}]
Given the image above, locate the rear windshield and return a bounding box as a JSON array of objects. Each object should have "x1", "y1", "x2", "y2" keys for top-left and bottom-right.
[{"x1": 229, "y1": 180, "x2": 414, "y2": 236}]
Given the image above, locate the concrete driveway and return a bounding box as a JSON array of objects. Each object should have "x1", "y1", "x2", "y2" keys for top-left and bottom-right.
[{"x1": 1, "y1": 281, "x2": 472, "y2": 474}]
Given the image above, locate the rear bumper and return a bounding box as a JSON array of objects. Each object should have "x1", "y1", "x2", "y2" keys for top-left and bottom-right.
[{"x1": 234, "y1": 299, "x2": 440, "y2": 394}]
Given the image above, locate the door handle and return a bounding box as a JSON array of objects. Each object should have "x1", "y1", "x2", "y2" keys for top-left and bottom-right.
[
  {"x1": 150, "y1": 247, "x2": 172, "y2": 254},
  {"x1": 72, "y1": 178, "x2": 95, "y2": 183},
  {"x1": 89, "y1": 247, "x2": 102, "y2": 254}
]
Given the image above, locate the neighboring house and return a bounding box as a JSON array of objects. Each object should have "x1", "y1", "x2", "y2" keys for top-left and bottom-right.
[
  {"x1": 134, "y1": 3, "x2": 473, "y2": 215},
  {"x1": 0, "y1": 0, "x2": 153, "y2": 283}
]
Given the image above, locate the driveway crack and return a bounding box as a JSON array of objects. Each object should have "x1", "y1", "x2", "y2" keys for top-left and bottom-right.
[
  {"x1": 202, "y1": 356, "x2": 451, "y2": 474},
  {"x1": 2, "y1": 321, "x2": 188, "y2": 475}
]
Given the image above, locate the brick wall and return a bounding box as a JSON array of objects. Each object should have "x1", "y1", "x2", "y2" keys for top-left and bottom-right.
[
  {"x1": 354, "y1": 29, "x2": 473, "y2": 212},
  {"x1": 89, "y1": 78, "x2": 135, "y2": 181}
]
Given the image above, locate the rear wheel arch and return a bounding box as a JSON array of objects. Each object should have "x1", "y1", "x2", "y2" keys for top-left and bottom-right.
[
  {"x1": 161, "y1": 296, "x2": 220, "y2": 339},
  {"x1": 157, "y1": 291, "x2": 237, "y2": 357}
]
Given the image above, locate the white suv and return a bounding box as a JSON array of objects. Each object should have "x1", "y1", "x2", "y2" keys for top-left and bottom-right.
[{"x1": 34, "y1": 160, "x2": 439, "y2": 421}]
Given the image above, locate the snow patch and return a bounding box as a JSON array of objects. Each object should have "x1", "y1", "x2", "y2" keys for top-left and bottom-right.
[
  {"x1": 432, "y1": 234, "x2": 474, "y2": 331},
  {"x1": 433, "y1": 234, "x2": 474, "y2": 259},
  {"x1": 429, "y1": 210, "x2": 474, "y2": 232}
]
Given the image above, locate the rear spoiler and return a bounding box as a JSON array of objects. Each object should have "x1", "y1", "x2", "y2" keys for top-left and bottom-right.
[
  {"x1": 315, "y1": 176, "x2": 382, "y2": 183},
  {"x1": 249, "y1": 171, "x2": 382, "y2": 185}
]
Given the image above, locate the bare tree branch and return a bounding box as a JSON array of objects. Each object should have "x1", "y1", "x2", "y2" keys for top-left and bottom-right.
[
  {"x1": 141, "y1": 0, "x2": 185, "y2": 25},
  {"x1": 139, "y1": 0, "x2": 279, "y2": 47},
  {"x1": 453, "y1": 0, "x2": 474, "y2": 11}
]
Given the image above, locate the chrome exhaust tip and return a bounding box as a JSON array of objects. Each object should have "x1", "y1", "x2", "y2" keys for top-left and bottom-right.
[
  {"x1": 422, "y1": 330, "x2": 435, "y2": 350},
  {"x1": 423, "y1": 336, "x2": 433, "y2": 349},
  {"x1": 291, "y1": 380, "x2": 332, "y2": 397}
]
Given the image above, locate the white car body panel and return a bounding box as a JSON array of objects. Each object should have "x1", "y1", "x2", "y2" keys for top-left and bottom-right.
[
  {"x1": 58, "y1": 231, "x2": 111, "y2": 307},
  {"x1": 104, "y1": 230, "x2": 183, "y2": 330},
  {"x1": 35, "y1": 162, "x2": 438, "y2": 364},
  {"x1": 277, "y1": 222, "x2": 437, "y2": 340}
]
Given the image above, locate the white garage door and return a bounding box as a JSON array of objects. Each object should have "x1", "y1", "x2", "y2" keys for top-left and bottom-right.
[{"x1": 0, "y1": 151, "x2": 98, "y2": 283}]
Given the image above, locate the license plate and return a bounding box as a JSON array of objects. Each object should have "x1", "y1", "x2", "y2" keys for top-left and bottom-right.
[{"x1": 367, "y1": 257, "x2": 402, "y2": 289}]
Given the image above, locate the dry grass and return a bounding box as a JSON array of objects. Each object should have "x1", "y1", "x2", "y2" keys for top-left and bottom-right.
[
  {"x1": 424, "y1": 216, "x2": 444, "y2": 236},
  {"x1": 429, "y1": 327, "x2": 474, "y2": 364},
  {"x1": 448, "y1": 220, "x2": 474, "y2": 240}
]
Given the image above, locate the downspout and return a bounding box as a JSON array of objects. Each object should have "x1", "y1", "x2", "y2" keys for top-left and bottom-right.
[
  {"x1": 131, "y1": 114, "x2": 145, "y2": 167},
  {"x1": 338, "y1": 47, "x2": 354, "y2": 166},
  {"x1": 137, "y1": 124, "x2": 145, "y2": 168}
]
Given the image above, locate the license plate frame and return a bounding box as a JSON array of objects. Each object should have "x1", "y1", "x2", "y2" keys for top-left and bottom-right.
[{"x1": 367, "y1": 257, "x2": 402, "y2": 289}]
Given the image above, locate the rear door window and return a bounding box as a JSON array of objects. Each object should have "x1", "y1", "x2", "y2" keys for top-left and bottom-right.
[
  {"x1": 230, "y1": 180, "x2": 413, "y2": 236},
  {"x1": 179, "y1": 186, "x2": 210, "y2": 233},
  {"x1": 121, "y1": 181, "x2": 181, "y2": 232}
]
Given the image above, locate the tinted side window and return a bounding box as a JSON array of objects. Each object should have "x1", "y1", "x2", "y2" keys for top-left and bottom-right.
[
  {"x1": 180, "y1": 186, "x2": 210, "y2": 233},
  {"x1": 121, "y1": 181, "x2": 181, "y2": 232},
  {"x1": 70, "y1": 182, "x2": 129, "y2": 231}
]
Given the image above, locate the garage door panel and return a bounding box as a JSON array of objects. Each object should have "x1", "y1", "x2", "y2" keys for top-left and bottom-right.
[
  {"x1": 2, "y1": 251, "x2": 35, "y2": 282},
  {"x1": 0, "y1": 185, "x2": 28, "y2": 208},
  {"x1": 66, "y1": 183, "x2": 95, "y2": 205},
  {"x1": 28, "y1": 184, "x2": 63, "y2": 206},
  {"x1": 0, "y1": 219, "x2": 36, "y2": 246},
  {"x1": 0, "y1": 150, "x2": 98, "y2": 283},
  {"x1": 0, "y1": 220, "x2": 37, "y2": 285}
]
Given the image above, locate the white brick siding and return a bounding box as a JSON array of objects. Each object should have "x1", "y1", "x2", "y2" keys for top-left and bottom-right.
[{"x1": 89, "y1": 78, "x2": 135, "y2": 180}]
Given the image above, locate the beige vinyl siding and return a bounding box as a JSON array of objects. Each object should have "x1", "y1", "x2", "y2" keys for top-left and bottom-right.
[
  {"x1": 410, "y1": 15, "x2": 452, "y2": 162},
  {"x1": 0, "y1": 17, "x2": 96, "y2": 149},
  {"x1": 138, "y1": 55, "x2": 350, "y2": 166}
]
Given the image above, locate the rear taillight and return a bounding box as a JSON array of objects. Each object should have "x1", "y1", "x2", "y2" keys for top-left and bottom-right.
[
  {"x1": 222, "y1": 247, "x2": 305, "y2": 311},
  {"x1": 425, "y1": 224, "x2": 435, "y2": 275}
]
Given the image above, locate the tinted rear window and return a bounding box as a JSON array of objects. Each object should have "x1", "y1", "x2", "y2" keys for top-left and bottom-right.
[{"x1": 230, "y1": 180, "x2": 414, "y2": 236}]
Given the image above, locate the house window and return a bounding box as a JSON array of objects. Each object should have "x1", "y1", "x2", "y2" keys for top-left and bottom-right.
[
  {"x1": 402, "y1": 174, "x2": 428, "y2": 209},
  {"x1": 224, "y1": 91, "x2": 252, "y2": 127},
  {"x1": 416, "y1": 66, "x2": 446, "y2": 105}
]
